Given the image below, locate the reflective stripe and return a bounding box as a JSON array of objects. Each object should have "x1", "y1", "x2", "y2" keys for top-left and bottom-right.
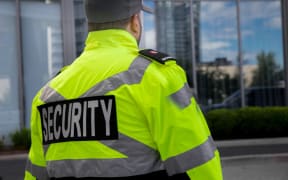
[
  {"x1": 47, "y1": 135, "x2": 164, "y2": 178},
  {"x1": 100, "y1": 133, "x2": 158, "y2": 156},
  {"x1": 40, "y1": 85, "x2": 66, "y2": 103},
  {"x1": 40, "y1": 56, "x2": 150, "y2": 102},
  {"x1": 26, "y1": 158, "x2": 49, "y2": 180},
  {"x1": 170, "y1": 83, "x2": 193, "y2": 109},
  {"x1": 47, "y1": 159, "x2": 162, "y2": 178},
  {"x1": 45, "y1": 133, "x2": 164, "y2": 178},
  {"x1": 81, "y1": 56, "x2": 151, "y2": 97},
  {"x1": 164, "y1": 136, "x2": 217, "y2": 175}
]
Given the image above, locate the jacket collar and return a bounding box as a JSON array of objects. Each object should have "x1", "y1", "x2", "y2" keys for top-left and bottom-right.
[{"x1": 84, "y1": 29, "x2": 139, "y2": 51}]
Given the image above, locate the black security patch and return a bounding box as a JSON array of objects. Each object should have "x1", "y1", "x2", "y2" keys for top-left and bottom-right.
[
  {"x1": 37, "y1": 96, "x2": 118, "y2": 145},
  {"x1": 139, "y1": 49, "x2": 176, "y2": 64}
]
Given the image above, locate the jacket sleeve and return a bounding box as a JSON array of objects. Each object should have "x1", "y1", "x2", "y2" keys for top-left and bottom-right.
[
  {"x1": 24, "y1": 91, "x2": 49, "y2": 180},
  {"x1": 144, "y1": 62, "x2": 223, "y2": 179}
]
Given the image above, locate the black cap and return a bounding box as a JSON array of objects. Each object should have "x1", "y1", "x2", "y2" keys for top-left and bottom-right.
[{"x1": 85, "y1": 0, "x2": 153, "y2": 23}]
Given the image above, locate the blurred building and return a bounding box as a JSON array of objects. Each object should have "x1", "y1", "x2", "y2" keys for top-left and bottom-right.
[{"x1": 154, "y1": 0, "x2": 201, "y2": 85}]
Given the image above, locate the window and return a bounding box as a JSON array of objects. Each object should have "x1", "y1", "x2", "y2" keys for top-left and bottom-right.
[
  {"x1": 21, "y1": 0, "x2": 64, "y2": 126},
  {"x1": 240, "y1": 1, "x2": 284, "y2": 89},
  {"x1": 0, "y1": 0, "x2": 19, "y2": 144}
]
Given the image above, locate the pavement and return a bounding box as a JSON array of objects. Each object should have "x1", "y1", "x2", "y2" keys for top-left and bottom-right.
[
  {"x1": 216, "y1": 137, "x2": 288, "y2": 180},
  {"x1": 217, "y1": 137, "x2": 288, "y2": 157},
  {"x1": 0, "y1": 137, "x2": 288, "y2": 180}
]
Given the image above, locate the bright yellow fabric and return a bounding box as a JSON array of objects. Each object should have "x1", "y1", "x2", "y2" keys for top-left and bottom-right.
[
  {"x1": 25, "y1": 90, "x2": 46, "y2": 180},
  {"x1": 24, "y1": 171, "x2": 37, "y2": 180},
  {"x1": 46, "y1": 141, "x2": 127, "y2": 161},
  {"x1": 187, "y1": 151, "x2": 223, "y2": 179},
  {"x1": 50, "y1": 30, "x2": 139, "y2": 99}
]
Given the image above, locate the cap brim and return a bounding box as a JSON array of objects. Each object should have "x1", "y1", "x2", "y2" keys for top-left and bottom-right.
[{"x1": 142, "y1": 5, "x2": 154, "y2": 14}]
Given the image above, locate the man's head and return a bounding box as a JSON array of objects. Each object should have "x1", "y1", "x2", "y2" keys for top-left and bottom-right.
[{"x1": 85, "y1": 0, "x2": 151, "y2": 43}]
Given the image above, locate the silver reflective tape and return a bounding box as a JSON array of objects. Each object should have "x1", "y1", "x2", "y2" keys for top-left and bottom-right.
[
  {"x1": 40, "y1": 57, "x2": 150, "y2": 103},
  {"x1": 40, "y1": 85, "x2": 65, "y2": 103},
  {"x1": 25, "y1": 158, "x2": 49, "y2": 180},
  {"x1": 164, "y1": 136, "x2": 217, "y2": 175},
  {"x1": 47, "y1": 133, "x2": 164, "y2": 178},
  {"x1": 170, "y1": 83, "x2": 193, "y2": 109},
  {"x1": 81, "y1": 56, "x2": 151, "y2": 97},
  {"x1": 47, "y1": 148, "x2": 164, "y2": 178},
  {"x1": 100, "y1": 133, "x2": 157, "y2": 156}
]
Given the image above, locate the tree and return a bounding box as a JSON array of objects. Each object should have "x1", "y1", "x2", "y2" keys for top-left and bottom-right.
[
  {"x1": 251, "y1": 51, "x2": 283, "y2": 87},
  {"x1": 197, "y1": 66, "x2": 239, "y2": 105}
]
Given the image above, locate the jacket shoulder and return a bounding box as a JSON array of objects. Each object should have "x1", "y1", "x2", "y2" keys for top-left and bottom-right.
[{"x1": 139, "y1": 49, "x2": 176, "y2": 64}]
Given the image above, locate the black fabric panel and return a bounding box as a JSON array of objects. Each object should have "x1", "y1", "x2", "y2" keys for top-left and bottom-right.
[{"x1": 50, "y1": 171, "x2": 189, "y2": 180}]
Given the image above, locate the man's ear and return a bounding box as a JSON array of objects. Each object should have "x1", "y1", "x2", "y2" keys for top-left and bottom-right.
[{"x1": 130, "y1": 13, "x2": 141, "y2": 37}]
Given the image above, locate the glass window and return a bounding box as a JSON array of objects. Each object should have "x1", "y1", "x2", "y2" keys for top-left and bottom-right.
[
  {"x1": 0, "y1": 0, "x2": 20, "y2": 144},
  {"x1": 141, "y1": 0, "x2": 156, "y2": 50},
  {"x1": 240, "y1": 0, "x2": 285, "y2": 107},
  {"x1": 73, "y1": 0, "x2": 88, "y2": 57},
  {"x1": 153, "y1": 0, "x2": 194, "y2": 85},
  {"x1": 21, "y1": 0, "x2": 64, "y2": 126},
  {"x1": 197, "y1": 1, "x2": 239, "y2": 109}
]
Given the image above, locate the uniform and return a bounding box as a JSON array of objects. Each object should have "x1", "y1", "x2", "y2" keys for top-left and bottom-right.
[{"x1": 24, "y1": 29, "x2": 223, "y2": 179}]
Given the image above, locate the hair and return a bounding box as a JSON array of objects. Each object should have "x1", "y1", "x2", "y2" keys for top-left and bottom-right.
[{"x1": 88, "y1": 18, "x2": 131, "y2": 32}]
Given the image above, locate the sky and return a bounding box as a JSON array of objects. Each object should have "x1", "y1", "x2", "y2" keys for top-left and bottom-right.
[
  {"x1": 142, "y1": 0, "x2": 156, "y2": 49},
  {"x1": 142, "y1": 0, "x2": 284, "y2": 67},
  {"x1": 0, "y1": 78, "x2": 9, "y2": 104}
]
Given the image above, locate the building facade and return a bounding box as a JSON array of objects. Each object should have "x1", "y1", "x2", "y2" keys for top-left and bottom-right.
[{"x1": 0, "y1": 0, "x2": 288, "y2": 144}]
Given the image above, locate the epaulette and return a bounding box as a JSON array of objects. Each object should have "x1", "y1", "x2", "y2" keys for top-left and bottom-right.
[{"x1": 139, "y1": 49, "x2": 176, "y2": 64}]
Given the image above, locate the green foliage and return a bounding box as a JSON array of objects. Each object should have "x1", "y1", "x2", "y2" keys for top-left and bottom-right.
[
  {"x1": 0, "y1": 139, "x2": 3, "y2": 150},
  {"x1": 10, "y1": 128, "x2": 31, "y2": 150},
  {"x1": 251, "y1": 51, "x2": 283, "y2": 87},
  {"x1": 205, "y1": 107, "x2": 288, "y2": 140},
  {"x1": 197, "y1": 66, "x2": 239, "y2": 105}
]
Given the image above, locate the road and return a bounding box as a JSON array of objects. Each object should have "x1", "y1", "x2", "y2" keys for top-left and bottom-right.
[
  {"x1": 222, "y1": 154, "x2": 288, "y2": 180},
  {"x1": 0, "y1": 154, "x2": 26, "y2": 180},
  {"x1": 1, "y1": 138, "x2": 288, "y2": 180},
  {"x1": 218, "y1": 138, "x2": 288, "y2": 180}
]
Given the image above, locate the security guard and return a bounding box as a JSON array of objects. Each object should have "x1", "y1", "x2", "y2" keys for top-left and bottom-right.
[{"x1": 24, "y1": 0, "x2": 223, "y2": 179}]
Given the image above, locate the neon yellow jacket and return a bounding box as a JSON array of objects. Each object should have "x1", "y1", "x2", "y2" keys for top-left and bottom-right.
[{"x1": 25, "y1": 29, "x2": 223, "y2": 179}]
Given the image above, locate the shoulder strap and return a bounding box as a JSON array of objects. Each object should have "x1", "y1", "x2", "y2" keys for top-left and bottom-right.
[{"x1": 139, "y1": 49, "x2": 176, "y2": 64}]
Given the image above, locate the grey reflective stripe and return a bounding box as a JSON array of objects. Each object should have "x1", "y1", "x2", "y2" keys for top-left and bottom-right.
[
  {"x1": 81, "y1": 56, "x2": 151, "y2": 97},
  {"x1": 170, "y1": 83, "x2": 193, "y2": 109},
  {"x1": 164, "y1": 136, "x2": 217, "y2": 175},
  {"x1": 47, "y1": 134, "x2": 164, "y2": 178},
  {"x1": 26, "y1": 158, "x2": 49, "y2": 180},
  {"x1": 40, "y1": 85, "x2": 66, "y2": 103},
  {"x1": 100, "y1": 133, "x2": 159, "y2": 157},
  {"x1": 47, "y1": 158, "x2": 162, "y2": 178},
  {"x1": 40, "y1": 56, "x2": 150, "y2": 102}
]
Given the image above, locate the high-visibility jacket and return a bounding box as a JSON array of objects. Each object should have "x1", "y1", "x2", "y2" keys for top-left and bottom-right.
[{"x1": 24, "y1": 29, "x2": 223, "y2": 180}]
